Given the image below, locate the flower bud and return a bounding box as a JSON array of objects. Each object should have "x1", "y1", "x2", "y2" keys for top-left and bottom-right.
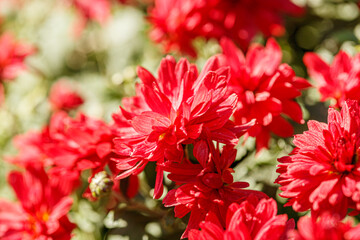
[{"x1": 89, "y1": 171, "x2": 114, "y2": 199}]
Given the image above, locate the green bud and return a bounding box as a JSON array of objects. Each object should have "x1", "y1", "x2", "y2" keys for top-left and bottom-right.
[{"x1": 89, "y1": 171, "x2": 114, "y2": 199}]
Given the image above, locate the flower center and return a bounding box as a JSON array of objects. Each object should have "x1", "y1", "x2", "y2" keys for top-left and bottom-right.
[
  {"x1": 41, "y1": 212, "x2": 49, "y2": 222},
  {"x1": 333, "y1": 137, "x2": 358, "y2": 173},
  {"x1": 158, "y1": 132, "x2": 166, "y2": 141},
  {"x1": 27, "y1": 211, "x2": 50, "y2": 236},
  {"x1": 201, "y1": 173, "x2": 224, "y2": 189},
  {"x1": 201, "y1": 169, "x2": 234, "y2": 189}
]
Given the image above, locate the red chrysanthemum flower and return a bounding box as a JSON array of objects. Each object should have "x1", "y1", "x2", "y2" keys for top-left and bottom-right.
[
  {"x1": 0, "y1": 166, "x2": 76, "y2": 240},
  {"x1": 0, "y1": 33, "x2": 34, "y2": 81},
  {"x1": 10, "y1": 111, "x2": 115, "y2": 173},
  {"x1": 276, "y1": 100, "x2": 360, "y2": 218},
  {"x1": 9, "y1": 129, "x2": 52, "y2": 167},
  {"x1": 162, "y1": 143, "x2": 267, "y2": 238},
  {"x1": 148, "y1": 0, "x2": 304, "y2": 57},
  {"x1": 112, "y1": 55, "x2": 251, "y2": 198},
  {"x1": 8, "y1": 111, "x2": 120, "y2": 197},
  {"x1": 49, "y1": 80, "x2": 84, "y2": 112},
  {"x1": 189, "y1": 196, "x2": 294, "y2": 240},
  {"x1": 220, "y1": 38, "x2": 310, "y2": 151},
  {"x1": 46, "y1": 112, "x2": 122, "y2": 193},
  {"x1": 288, "y1": 213, "x2": 360, "y2": 240},
  {"x1": 10, "y1": 111, "x2": 141, "y2": 201},
  {"x1": 0, "y1": 33, "x2": 35, "y2": 104},
  {"x1": 304, "y1": 51, "x2": 360, "y2": 108}
]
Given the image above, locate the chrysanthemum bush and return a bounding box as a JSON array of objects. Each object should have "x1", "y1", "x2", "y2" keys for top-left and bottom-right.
[{"x1": 0, "y1": 0, "x2": 360, "y2": 239}]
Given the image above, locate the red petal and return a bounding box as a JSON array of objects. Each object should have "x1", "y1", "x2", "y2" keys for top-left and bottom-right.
[
  {"x1": 96, "y1": 142, "x2": 112, "y2": 159},
  {"x1": 269, "y1": 116, "x2": 294, "y2": 138},
  {"x1": 132, "y1": 111, "x2": 171, "y2": 135},
  {"x1": 153, "y1": 169, "x2": 164, "y2": 199},
  {"x1": 303, "y1": 52, "x2": 331, "y2": 87},
  {"x1": 193, "y1": 140, "x2": 209, "y2": 167},
  {"x1": 137, "y1": 66, "x2": 157, "y2": 88}
]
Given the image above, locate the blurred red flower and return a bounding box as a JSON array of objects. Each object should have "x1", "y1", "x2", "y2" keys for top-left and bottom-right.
[
  {"x1": 71, "y1": 0, "x2": 111, "y2": 36},
  {"x1": 0, "y1": 33, "x2": 34, "y2": 104},
  {"x1": 8, "y1": 111, "x2": 121, "y2": 198},
  {"x1": 49, "y1": 80, "x2": 84, "y2": 111},
  {"x1": 148, "y1": 0, "x2": 304, "y2": 57},
  {"x1": 304, "y1": 51, "x2": 360, "y2": 108},
  {"x1": 276, "y1": 100, "x2": 360, "y2": 218},
  {"x1": 288, "y1": 213, "x2": 360, "y2": 240},
  {"x1": 9, "y1": 110, "x2": 141, "y2": 201},
  {"x1": 0, "y1": 33, "x2": 34, "y2": 80},
  {"x1": 73, "y1": 0, "x2": 110, "y2": 24},
  {"x1": 10, "y1": 111, "x2": 114, "y2": 173},
  {"x1": 220, "y1": 38, "x2": 310, "y2": 151},
  {"x1": 189, "y1": 197, "x2": 293, "y2": 240},
  {"x1": 0, "y1": 166, "x2": 75, "y2": 240}
]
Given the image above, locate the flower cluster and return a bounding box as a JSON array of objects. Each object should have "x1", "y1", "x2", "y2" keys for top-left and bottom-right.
[
  {"x1": 2, "y1": 0, "x2": 360, "y2": 239},
  {"x1": 148, "y1": 0, "x2": 304, "y2": 56},
  {"x1": 4, "y1": 53, "x2": 283, "y2": 238},
  {"x1": 1, "y1": 40, "x2": 318, "y2": 238},
  {"x1": 109, "y1": 46, "x2": 310, "y2": 237}
]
